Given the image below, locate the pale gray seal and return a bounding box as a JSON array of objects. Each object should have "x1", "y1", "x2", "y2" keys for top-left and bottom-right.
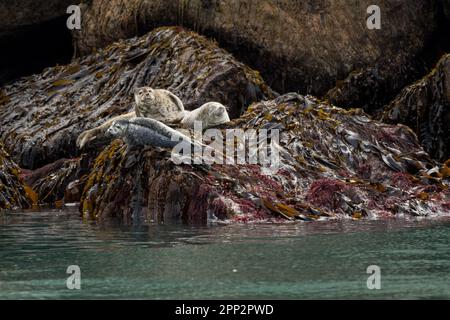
[
  {"x1": 181, "y1": 102, "x2": 230, "y2": 129},
  {"x1": 106, "y1": 117, "x2": 191, "y2": 150}
]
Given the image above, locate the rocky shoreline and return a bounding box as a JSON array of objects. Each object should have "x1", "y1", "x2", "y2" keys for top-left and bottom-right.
[{"x1": 0, "y1": 1, "x2": 449, "y2": 223}]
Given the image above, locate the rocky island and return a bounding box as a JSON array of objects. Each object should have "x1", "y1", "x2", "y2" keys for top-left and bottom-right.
[{"x1": 1, "y1": 0, "x2": 449, "y2": 224}]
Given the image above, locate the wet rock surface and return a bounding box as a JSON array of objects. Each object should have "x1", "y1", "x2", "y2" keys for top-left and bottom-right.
[
  {"x1": 0, "y1": 144, "x2": 32, "y2": 210},
  {"x1": 0, "y1": 27, "x2": 273, "y2": 170},
  {"x1": 80, "y1": 94, "x2": 450, "y2": 223},
  {"x1": 20, "y1": 158, "x2": 80, "y2": 205},
  {"x1": 380, "y1": 54, "x2": 450, "y2": 162},
  {"x1": 73, "y1": 0, "x2": 440, "y2": 104}
]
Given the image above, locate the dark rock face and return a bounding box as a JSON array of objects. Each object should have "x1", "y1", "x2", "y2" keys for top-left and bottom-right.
[
  {"x1": 73, "y1": 0, "x2": 439, "y2": 102},
  {"x1": 380, "y1": 54, "x2": 450, "y2": 162},
  {"x1": 325, "y1": 55, "x2": 431, "y2": 113},
  {"x1": 0, "y1": 0, "x2": 73, "y2": 33},
  {"x1": 0, "y1": 0, "x2": 73, "y2": 85},
  {"x1": 0, "y1": 27, "x2": 273, "y2": 170},
  {"x1": 0, "y1": 144, "x2": 32, "y2": 210},
  {"x1": 442, "y1": 0, "x2": 450, "y2": 19},
  {"x1": 80, "y1": 94, "x2": 450, "y2": 223}
]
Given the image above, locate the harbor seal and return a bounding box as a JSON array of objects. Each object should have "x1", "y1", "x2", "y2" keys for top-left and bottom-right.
[
  {"x1": 106, "y1": 117, "x2": 193, "y2": 150},
  {"x1": 76, "y1": 90, "x2": 230, "y2": 150},
  {"x1": 134, "y1": 87, "x2": 185, "y2": 123},
  {"x1": 76, "y1": 87, "x2": 185, "y2": 149},
  {"x1": 106, "y1": 117, "x2": 232, "y2": 164},
  {"x1": 181, "y1": 102, "x2": 230, "y2": 129}
]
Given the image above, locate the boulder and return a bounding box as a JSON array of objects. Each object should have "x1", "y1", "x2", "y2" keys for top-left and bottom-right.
[
  {"x1": 0, "y1": 26, "x2": 273, "y2": 170},
  {"x1": 80, "y1": 94, "x2": 450, "y2": 223},
  {"x1": 21, "y1": 158, "x2": 80, "y2": 204},
  {"x1": 73, "y1": 0, "x2": 440, "y2": 106},
  {"x1": 380, "y1": 54, "x2": 450, "y2": 162},
  {"x1": 0, "y1": 144, "x2": 32, "y2": 210}
]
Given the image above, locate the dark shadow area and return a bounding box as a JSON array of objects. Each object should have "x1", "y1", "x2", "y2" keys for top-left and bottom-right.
[
  {"x1": 0, "y1": 16, "x2": 73, "y2": 86},
  {"x1": 419, "y1": 1, "x2": 450, "y2": 70}
]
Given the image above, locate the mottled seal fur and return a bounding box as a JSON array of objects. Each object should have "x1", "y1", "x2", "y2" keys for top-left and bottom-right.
[
  {"x1": 77, "y1": 89, "x2": 230, "y2": 150},
  {"x1": 134, "y1": 87, "x2": 185, "y2": 123},
  {"x1": 181, "y1": 102, "x2": 230, "y2": 129},
  {"x1": 76, "y1": 87, "x2": 185, "y2": 149},
  {"x1": 106, "y1": 117, "x2": 231, "y2": 164},
  {"x1": 106, "y1": 117, "x2": 192, "y2": 149}
]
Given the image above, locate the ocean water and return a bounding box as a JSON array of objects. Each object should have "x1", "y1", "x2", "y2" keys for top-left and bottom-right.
[{"x1": 0, "y1": 208, "x2": 449, "y2": 299}]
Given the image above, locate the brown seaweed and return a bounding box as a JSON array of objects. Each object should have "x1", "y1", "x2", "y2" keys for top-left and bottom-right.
[
  {"x1": 380, "y1": 53, "x2": 450, "y2": 162},
  {"x1": 0, "y1": 144, "x2": 32, "y2": 210},
  {"x1": 80, "y1": 93, "x2": 450, "y2": 223},
  {"x1": 0, "y1": 26, "x2": 273, "y2": 170}
]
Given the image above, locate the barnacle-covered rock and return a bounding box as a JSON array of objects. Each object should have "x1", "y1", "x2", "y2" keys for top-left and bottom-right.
[
  {"x1": 380, "y1": 53, "x2": 450, "y2": 162},
  {"x1": 73, "y1": 0, "x2": 440, "y2": 103},
  {"x1": 80, "y1": 93, "x2": 450, "y2": 223},
  {"x1": 0, "y1": 26, "x2": 273, "y2": 170},
  {"x1": 0, "y1": 144, "x2": 32, "y2": 210}
]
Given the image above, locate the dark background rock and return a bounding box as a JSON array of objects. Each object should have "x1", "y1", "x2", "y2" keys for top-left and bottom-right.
[
  {"x1": 73, "y1": 0, "x2": 444, "y2": 110},
  {"x1": 380, "y1": 54, "x2": 450, "y2": 162},
  {"x1": 327, "y1": 0, "x2": 450, "y2": 113},
  {"x1": 0, "y1": 0, "x2": 73, "y2": 32},
  {"x1": 0, "y1": 27, "x2": 273, "y2": 170},
  {"x1": 0, "y1": 0, "x2": 74, "y2": 85}
]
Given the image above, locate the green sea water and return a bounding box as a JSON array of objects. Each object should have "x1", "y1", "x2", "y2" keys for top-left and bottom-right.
[{"x1": 0, "y1": 208, "x2": 449, "y2": 299}]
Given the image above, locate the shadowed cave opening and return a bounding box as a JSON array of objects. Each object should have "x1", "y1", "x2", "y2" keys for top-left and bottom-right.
[{"x1": 0, "y1": 16, "x2": 73, "y2": 86}]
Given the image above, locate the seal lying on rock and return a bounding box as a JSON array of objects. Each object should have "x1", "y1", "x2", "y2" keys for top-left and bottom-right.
[
  {"x1": 106, "y1": 117, "x2": 192, "y2": 150},
  {"x1": 106, "y1": 117, "x2": 231, "y2": 164},
  {"x1": 77, "y1": 87, "x2": 230, "y2": 149},
  {"x1": 134, "y1": 87, "x2": 185, "y2": 123},
  {"x1": 181, "y1": 102, "x2": 230, "y2": 129},
  {"x1": 76, "y1": 87, "x2": 185, "y2": 149}
]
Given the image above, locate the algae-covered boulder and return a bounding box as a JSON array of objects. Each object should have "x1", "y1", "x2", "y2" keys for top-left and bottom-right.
[
  {"x1": 0, "y1": 144, "x2": 32, "y2": 210},
  {"x1": 80, "y1": 94, "x2": 450, "y2": 223},
  {"x1": 20, "y1": 158, "x2": 80, "y2": 205},
  {"x1": 74, "y1": 0, "x2": 439, "y2": 105},
  {"x1": 0, "y1": 26, "x2": 273, "y2": 170},
  {"x1": 380, "y1": 54, "x2": 450, "y2": 162}
]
